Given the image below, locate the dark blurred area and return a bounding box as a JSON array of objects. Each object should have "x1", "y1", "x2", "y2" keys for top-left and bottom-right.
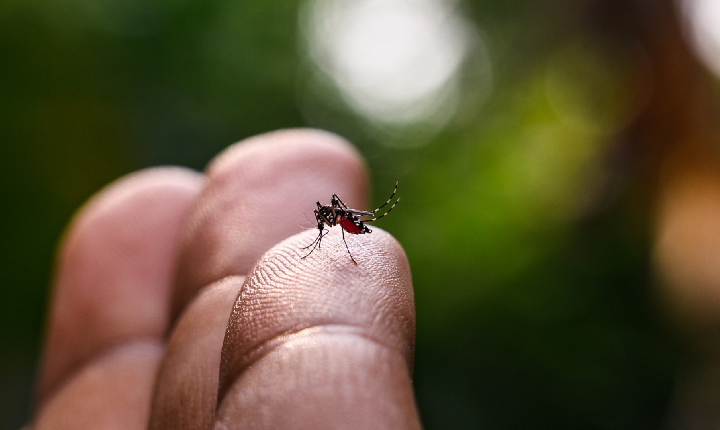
[{"x1": 4, "y1": 0, "x2": 720, "y2": 428}]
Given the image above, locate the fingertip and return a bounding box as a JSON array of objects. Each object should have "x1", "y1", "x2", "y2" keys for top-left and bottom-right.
[
  {"x1": 207, "y1": 129, "x2": 365, "y2": 182},
  {"x1": 218, "y1": 226, "x2": 415, "y2": 404},
  {"x1": 215, "y1": 227, "x2": 418, "y2": 428}
]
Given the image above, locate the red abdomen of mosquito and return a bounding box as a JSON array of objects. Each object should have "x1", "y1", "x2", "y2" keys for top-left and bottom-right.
[{"x1": 339, "y1": 217, "x2": 363, "y2": 234}]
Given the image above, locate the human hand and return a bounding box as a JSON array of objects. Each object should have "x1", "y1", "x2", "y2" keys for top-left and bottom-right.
[{"x1": 32, "y1": 129, "x2": 421, "y2": 429}]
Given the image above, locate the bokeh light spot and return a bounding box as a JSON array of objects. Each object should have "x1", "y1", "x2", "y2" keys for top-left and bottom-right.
[
  {"x1": 301, "y1": 0, "x2": 486, "y2": 131},
  {"x1": 683, "y1": 0, "x2": 720, "y2": 78}
]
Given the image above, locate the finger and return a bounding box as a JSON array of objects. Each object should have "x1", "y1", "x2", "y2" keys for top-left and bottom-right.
[
  {"x1": 37, "y1": 168, "x2": 203, "y2": 404},
  {"x1": 216, "y1": 227, "x2": 421, "y2": 429},
  {"x1": 33, "y1": 341, "x2": 163, "y2": 430},
  {"x1": 148, "y1": 277, "x2": 243, "y2": 430},
  {"x1": 171, "y1": 128, "x2": 367, "y2": 322}
]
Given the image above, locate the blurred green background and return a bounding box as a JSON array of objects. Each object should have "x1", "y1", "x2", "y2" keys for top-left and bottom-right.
[{"x1": 2, "y1": 0, "x2": 704, "y2": 428}]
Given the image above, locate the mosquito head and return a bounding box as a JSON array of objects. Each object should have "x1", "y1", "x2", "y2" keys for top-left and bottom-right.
[{"x1": 314, "y1": 205, "x2": 332, "y2": 226}]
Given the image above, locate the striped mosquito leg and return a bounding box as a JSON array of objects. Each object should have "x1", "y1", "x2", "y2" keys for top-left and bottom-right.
[
  {"x1": 371, "y1": 181, "x2": 398, "y2": 214},
  {"x1": 332, "y1": 194, "x2": 349, "y2": 209},
  {"x1": 366, "y1": 197, "x2": 400, "y2": 222}
]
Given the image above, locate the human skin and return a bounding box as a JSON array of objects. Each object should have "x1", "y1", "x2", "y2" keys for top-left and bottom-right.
[{"x1": 32, "y1": 129, "x2": 422, "y2": 429}]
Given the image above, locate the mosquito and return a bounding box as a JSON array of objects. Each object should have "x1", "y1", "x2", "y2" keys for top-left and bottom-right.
[{"x1": 301, "y1": 181, "x2": 400, "y2": 264}]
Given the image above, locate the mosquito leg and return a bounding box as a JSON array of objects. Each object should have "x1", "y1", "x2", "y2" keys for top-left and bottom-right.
[
  {"x1": 317, "y1": 229, "x2": 328, "y2": 248},
  {"x1": 300, "y1": 232, "x2": 321, "y2": 250},
  {"x1": 341, "y1": 227, "x2": 357, "y2": 265},
  {"x1": 332, "y1": 194, "x2": 349, "y2": 209},
  {"x1": 301, "y1": 232, "x2": 322, "y2": 251},
  {"x1": 365, "y1": 197, "x2": 400, "y2": 222},
  {"x1": 301, "y1": 229, "x2": 328, "y2": 259},
  {"x1": 300, "y1": 238, "x2": 320, "y2": 259},
  {"x1": 301, "y1": 234, "x2": 323, "y2": 258},
  {"x1": 301, "y1": 223, "x2": 324, "y2": 250},
  {"x1": 371, "y1": 181, "x2": 398, "y2": 214}
]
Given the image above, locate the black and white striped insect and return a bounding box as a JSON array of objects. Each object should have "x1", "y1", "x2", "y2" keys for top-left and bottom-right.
[{"x1": 301, "y1": 182, "x2": 400, "y2": 264}]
